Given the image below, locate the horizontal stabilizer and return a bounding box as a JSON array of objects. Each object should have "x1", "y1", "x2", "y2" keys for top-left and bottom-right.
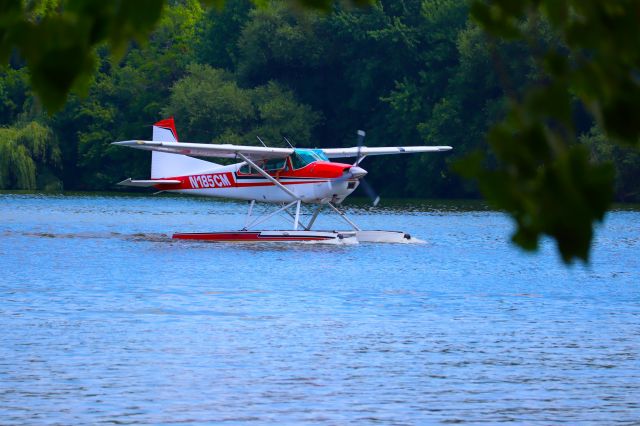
[{"x1": 117, "y1": 178, "x2": 181, "y2": 187}]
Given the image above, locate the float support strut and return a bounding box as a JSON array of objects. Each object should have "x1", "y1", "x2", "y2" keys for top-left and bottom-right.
[
  {"x1": 328, "y1": 203, "x2": 361, "y2": 231},
  {"x1": 293, "y1": 200, "x2": 301, "y2": 230},
  {"x1": 244, "y1": 200, "x2": 255, "y2": 229},
  {"x1": 245, "y1": 200, "x2": 298, "y2": 230},
  {"x1": 306, "y1": 205, "x2": 323, "y2": 230}
]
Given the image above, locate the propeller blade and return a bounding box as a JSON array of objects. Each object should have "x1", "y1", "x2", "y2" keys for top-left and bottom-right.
[
  {"x1": 359, "y1": 178, "x2": 380, "y2": 207},
  {"x1": 352, "y1": 130, "x2": 379, "y2": 206},
  {"x1": 355, "y1": 130, "x2": 365, "y2": 166}
]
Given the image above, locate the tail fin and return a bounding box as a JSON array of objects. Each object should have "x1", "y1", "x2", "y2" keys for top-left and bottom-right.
[{"x1": 151, "y1": 118, "x2": 219, "y2": 178}]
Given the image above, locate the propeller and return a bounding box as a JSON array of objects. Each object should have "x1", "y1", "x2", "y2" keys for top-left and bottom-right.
[
  {"x1": 359, "y1": 178, "x2": 380, "y2": 207},
  {"x1": 353, "y1": 129, "x2": 380, "y2": 207}
]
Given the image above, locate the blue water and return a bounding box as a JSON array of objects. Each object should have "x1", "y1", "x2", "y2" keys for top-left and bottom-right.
[{"x1": 0, "y1": 193, "x2": 638, "y2": 424}]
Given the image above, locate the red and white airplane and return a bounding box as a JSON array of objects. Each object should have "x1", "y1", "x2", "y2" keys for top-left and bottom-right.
[{"x1": 113, "y1": 118, "x2": 451, "y2": 243}]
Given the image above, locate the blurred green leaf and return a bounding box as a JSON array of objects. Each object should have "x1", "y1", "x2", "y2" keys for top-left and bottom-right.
[{"x1": 0, "y1": 0, "x2": 375, "y2": 112}]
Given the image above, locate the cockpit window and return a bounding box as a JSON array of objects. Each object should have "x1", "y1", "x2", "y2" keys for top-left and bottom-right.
[
  {"x1": 238, "y1": 158, "x2": 286, "y2": 175},
  {"x1": 264, "y1": 158, "x2": 286, "y2": 171},
  {"x1": 291, "y1": 149, "x2": 328, "y2": 169}
]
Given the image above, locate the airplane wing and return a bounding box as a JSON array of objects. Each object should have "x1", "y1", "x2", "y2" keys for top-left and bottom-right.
[
  {"x1": 322, "y1": 146, "x2": 452, "y2": 158},
  {"x1": 112, "y1": 140, "x2": 293, "y2": 160}
]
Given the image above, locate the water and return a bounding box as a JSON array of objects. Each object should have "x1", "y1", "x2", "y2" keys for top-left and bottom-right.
[{"x1": 1, "y1": 193, "x2": 638, "y2": 425}]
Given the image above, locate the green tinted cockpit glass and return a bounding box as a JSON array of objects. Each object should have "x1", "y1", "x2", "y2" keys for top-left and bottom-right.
[
  {"x1": 264, "y1": 158, "x2": 286, "y2": 171},
  {"x1": 312, "y1": 149, "x2": 329, "y2": 161},
  {"x1": 291, "y1": 149, "x2": 328, "y2": 169},
  {"x1": 239, "y1": 158, "x2": 286, "y2": 174}
]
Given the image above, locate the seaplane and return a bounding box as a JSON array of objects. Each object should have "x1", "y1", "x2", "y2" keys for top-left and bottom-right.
[{"x1": 113, "y1": 118, "x2": 452, "y2": 243}]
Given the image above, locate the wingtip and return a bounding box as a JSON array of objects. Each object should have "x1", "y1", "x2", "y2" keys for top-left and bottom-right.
[{"x1": 112, "y1": 140, "x2": 161, "y2": 147}]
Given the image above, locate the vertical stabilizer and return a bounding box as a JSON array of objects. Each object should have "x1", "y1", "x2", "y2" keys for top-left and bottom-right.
[{"x1": 151, "y1": 118, "x2": 219, "y2": 178}]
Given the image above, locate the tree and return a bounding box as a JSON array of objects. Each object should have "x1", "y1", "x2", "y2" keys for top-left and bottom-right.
[
  {"x1": 381, "y1": 0, "x2": 473, "y2": 198},
  {"x1": 0, "y1": 121, "x2": 60, "y2": 189},
  {"x1": 0, "y1": 67, "x2": 30, "y2": 125},
  {"x1": 163, "y1": 64, "x2": 321, "y2": 146},
  {"x1": 48, "y1": 1, "x2": 206, "y2": 190},
  {"x1": 164, "y1": 64, "x2": 255, "y2": 141},
  {"x1": 195, "y1": 0, "x2": 254, "y2": 70},
  {"x1": 581, "y1": 126, "x2": 640, "y2": 203}
]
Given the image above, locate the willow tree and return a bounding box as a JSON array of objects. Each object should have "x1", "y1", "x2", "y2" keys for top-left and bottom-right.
[{"x1": 0, "y1": 122, "x2": 60, "y2": 189}]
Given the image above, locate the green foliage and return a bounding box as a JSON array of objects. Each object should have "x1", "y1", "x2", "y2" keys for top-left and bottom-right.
[
  {"x1": 0, "y1": 121, "x2": 60, "y2": 189},
  {"x1": 0, "y1": 0, "x2": 373, "y2": 112},
  {"x1": 250, "y1": 81, "x2": 322, "y2": 145},
  {"x1": 164, "y1": 64, "x2": 321, "y2": 146},
  {"x1": 378, "y1": 7, "x2": 466, "y2": 195},
  {"x1": 581, "y1": 126, "x2": 640, "y2": 202},
  {"x1": 46, "y1": 0, "x2": 207, "y2": 190},
  {"x1": 165, "y1": 65, "x2": 254, "y2": 140},
  {"x1": 0, "y1": 0, "x2": 167, "y2": 111},
  {"x1": 195, "y1": 0, "x2": 254, "y2": 70},
  {"x1": 236, "y1": 2, "x2": 326, "y2": 84},
  {"x1": 0, "y1": 67, "x2": 30, "y2": 125}
]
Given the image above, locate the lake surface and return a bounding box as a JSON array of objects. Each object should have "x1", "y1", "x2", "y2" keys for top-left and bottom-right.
[{"x1": 1, "y1": 193, "x2": 638, "y2": 425}]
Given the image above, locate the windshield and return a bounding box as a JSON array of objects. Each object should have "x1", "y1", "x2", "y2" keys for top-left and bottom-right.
[{"x1": 291, "y1": 149, "x2": 328, "y2": 169}]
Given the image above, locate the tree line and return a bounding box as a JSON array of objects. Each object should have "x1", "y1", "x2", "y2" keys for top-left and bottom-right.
[{"x1": 1, "y1": 0, "x2": 638, "y2": 203}]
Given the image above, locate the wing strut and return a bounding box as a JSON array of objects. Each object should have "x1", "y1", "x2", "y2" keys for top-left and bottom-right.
[{"x1": 237, "y1": 153, "x2": 300, "y2": 201}]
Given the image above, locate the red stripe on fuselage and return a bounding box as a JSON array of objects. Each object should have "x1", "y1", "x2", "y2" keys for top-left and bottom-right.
[
  {"x1": 235, "y1": 180, "x2": 328, "y2": 188},
  {"x1": 153, "y1": 174, "x2": 336, "y2": 190},
  {"x1": 152, "y1": 160, "x2": 355, "y2": 191}
]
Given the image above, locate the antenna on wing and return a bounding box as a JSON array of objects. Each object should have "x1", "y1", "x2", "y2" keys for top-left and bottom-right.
[
  {"x1": 256, "y1": 136, "x2": 267, "y2": 147},
  {"x1": 283, "y1": 136, "x2": 294, "y2": 149}
]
